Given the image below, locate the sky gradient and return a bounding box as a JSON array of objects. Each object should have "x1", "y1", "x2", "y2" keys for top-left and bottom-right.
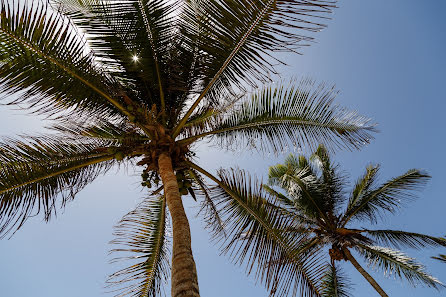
[{"x1": 1, "y1": 1, "x2": 445, "y2": 296}]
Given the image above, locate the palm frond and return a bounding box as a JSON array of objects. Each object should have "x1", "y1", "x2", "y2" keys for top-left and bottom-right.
[
  {"x1": 262, "y1": 184, "x2": 295, "y2": 209},
  {"x1": 432, "y1": 255, "x2": 446, "y2": 263},
  {"x1": 49, "y1": 118, "x2": 149, "y2": 143},
  {"x1": 179, "y1": 93, "x2": 246, "y2": 139},
  {"x1": 356, "y1": 244, "x2": 444, "y2": 289},
  {"x1": 53, "y1": 0, "x2": 196, "y2": 116},
  {"x1": 342, "y1": 169, "x2": 431, "y2": 225},
  {"x1": 268, "y1": 153, "x2": 316, "y2": 186},
  {"x1": 267, "y1": 154, "x2": 328, "y2": 221},
  {"x1": 342, "y1": 164, "x2": 380, "y2": 225},
  {"x1": 0, "y1": 135, "x2": 117, "y2": 236},
  {"x1": 189, "y1": 168, "x2": 226, "y2": 236},
  {"x1": 364, "y1": 229, "x2": 446, "y2": 249},
  {"x1": 179, "y1": 79, "x2": 376, "y2": 153},
  {"x1": 262, "y1": 184, "x2": 319, "y2": 228},
  {"x1": 174, "y1": 0, "x2": 338, "y2": 135},
  {"x1": 320, "y1": 263, "x2": 351, "y2": 297},
  {"x1": 188, "y1": 162, "x2": 326, "y2": 297},
  {"x1": 0, "y1": 0, "x2": 129, "y2": 118},
  {"x1": 108, "y1": 195, "x2": 170, "y2": 297},
  {"x1": 310, "y1": 144, "x2": 347, "y2": 214}
]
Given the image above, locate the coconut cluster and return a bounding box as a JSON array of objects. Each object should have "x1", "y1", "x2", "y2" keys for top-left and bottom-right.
[
  {"x1": 141, "y1": 169, "x2": 161, "y2": 189},
  {"x1": 175, "y1": 170, "x2": 194, "y2": 197}
]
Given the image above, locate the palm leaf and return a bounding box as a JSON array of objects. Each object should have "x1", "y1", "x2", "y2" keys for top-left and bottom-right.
[
  {"x1": 342, "y1": 164, "x2": 380, "y2": 225},
  {"x1": 320, "y1": 263, "x2": 351, "y2": 297},
  {"x1": 174, "y1": 0, "x2": 338, "y2": 135},
  {"x1": 268, "y1": 153, "x2": 316, "y2": 186},
  {"x1": 188, "y1": 168, "x2": 226, "y2": 236},
  {"x1": 310, "y1": 144, "x2": 346, "y2": 214},
  {"x1": 364, "y1": 229, "x2": 446, "y2": 250},
  {"x1": 356, "y1": 244, "x2": 444, "y2": 289},
  {"x1": 53, "y1": 0, "x2": 181, "y2": 110},
  {"x1": 179, "y1": 79, "x2": 376, "y2": 153},
  {"x1": 49, "y1": 119, "x2": 150, "y2": 143},
  {"x1": 179, "y1": 93, "x2": 246, "y2": 139},
  {"x1": 262, "y1": 184, "x2": 319, "y2": 229},
  {"x1": 188, "y1": 162, "x2": 326, "y2": 297},
  {"x1": 267, "y1": 154, "x2": 329, "y2": 221},
  {"x1": 432, "y1": 255, "x2": 446, "y2": 263},
  {"x1": 0, "y1": 0, "x2": 129, "y2": 119},
  {"x1": 108, "y1": 195, "x2": 170, "y2": 297},
  {"x1": 0, "y1": 135, "x2": 117, "y2": 236},
  {"x1": 262, "y1": 184, "x2": 295, "y2": 209},
  {"x1": 342, "y1": 169, "x2": 431, "y2": 225}
]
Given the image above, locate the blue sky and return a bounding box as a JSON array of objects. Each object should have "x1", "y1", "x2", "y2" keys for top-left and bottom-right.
[{"x1": 1, "y1": 1, "x2": 446, "y2": 296}]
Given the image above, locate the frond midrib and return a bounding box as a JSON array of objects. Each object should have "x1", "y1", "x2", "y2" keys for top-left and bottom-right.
[
  {"x1": 357, "y1": 244, "x2": 440, "y2": 285},
  {"x1": 0, "y1": 154, "x2": 113, "y2": 195},
  {"x1": 178, "y1": 117, "x2": 370, "y2": 145},
  {"x1": 172, "y1": 0, "x2": 277, "y2": 138},
  {"x1": 341, "y1": 170, "x2": 418, "y2": 226},
  {"x1": 0, "y1": 27, "x2": 130, "y2": 117},
  {"x1": 141, "y1": 196, "x2": 167, "y2": 296}
]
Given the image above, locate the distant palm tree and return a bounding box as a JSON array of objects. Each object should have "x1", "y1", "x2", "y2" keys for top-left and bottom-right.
[
  {"x1": 207, "y1": 145, "x2": 445, "y2": 297},
  {"x1": 0, "y1": 1, "x2": 375, "y2": 296}
]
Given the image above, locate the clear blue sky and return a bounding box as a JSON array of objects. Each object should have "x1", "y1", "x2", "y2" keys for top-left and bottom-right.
[{"x1": 1, "y1": 1, "x2": 445, "y2": 296}]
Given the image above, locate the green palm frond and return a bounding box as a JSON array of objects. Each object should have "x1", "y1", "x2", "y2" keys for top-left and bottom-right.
[
  {"x1": 180, "y1": 93, "x2": 246, "y2": 139},
  {"x1": 343, "y1": 164, "x2": 380, "y2": 225},
  {"x1": 188, "y1": 168, "x2": 225, "y2": 236},
  {"x1": 268, "y1": 153, "x2": 316, "y2": 186},
  {"x1": 108, "y1": 195, "x2": 170, "y2": 297},
  {"x1": 310, "y1": 145, "x2": 347, "y2": 214},
  {"x1": 267, "y1": 154, "x2": 329, "y2": 220},
  {"x1": 356, "y1": 244, "x2": 444, "y2": 289},
  {"x1": 342, "y1": 169, "x2": 431, "y2": 225},
  {"x1": 262, "y1": 184, "x2": 295, "y2": 209},
  {"x1": 188, "y1": 162, "x2": 326, "y2": 297},
  {"x1": 364, "y1": 230, "x2": 446, "y2": 249},
  {"x1": 0, "y1": 0, "x2": 129, "y2": 119},
  {"x1": 0, "y1": 135, "x2": 118, "y2": 236},
  {"x1": 262, "y1": 184, "x2": 319, "y2": 228},
  {"x1": 175, "y1": 0, "x2": 337, "y2": 134},
  {"x1": 49, "y1": 119, "x2": 150, "y2": 142},
  {"x1": 432, "y1": 255, "x2": 446, "y2": 263},
  {"x1": 179, "y1": 80, "x2": 376, "y2": 153},
  {"x1": 320, "y1": 263, "x2": 351, "y2": 297},
  {"x1": 53, "y1": 0, "x2": 185, "y2": 113}
]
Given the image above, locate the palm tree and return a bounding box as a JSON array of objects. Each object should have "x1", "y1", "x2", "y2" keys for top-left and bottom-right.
[
  {"x1": 214, "y1": 145, "x2": 445, "y2": 296},
  {"x1": 0, "y1": 1, "x2": 376, "y2": 296}
]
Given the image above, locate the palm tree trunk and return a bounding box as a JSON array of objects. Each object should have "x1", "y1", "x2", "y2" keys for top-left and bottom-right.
[
  {"x1": 158, "y1": 153, "x2": 200, "y2": 297},
  {"x1": 342, "y1": 247, "x2": 388, "y2": 297}
]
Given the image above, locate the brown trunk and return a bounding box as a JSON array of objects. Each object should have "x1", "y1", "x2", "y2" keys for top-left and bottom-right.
[
  {"x1": 342, "y1": 247, "x2": 388, "y2": 297},
  {"x1": 158, "y1": 153, "x2": 200, "y2": 297}
]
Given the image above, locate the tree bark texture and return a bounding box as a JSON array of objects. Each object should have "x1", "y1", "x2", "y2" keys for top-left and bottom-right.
[
  {"x1": 158, "y1": 153, "x2": 200, "y2": 297},
  {"x1": 342, "y1": 247, "x2": 389, "y2": 297}
]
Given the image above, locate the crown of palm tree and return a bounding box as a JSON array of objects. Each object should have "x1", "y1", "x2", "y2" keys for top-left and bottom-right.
[
  {"x1": 0, "y1": 1, "x2": 377, "y2": 296},
  {"x1": 205, "y1": 145, "x2": 446, "y2": 296}
]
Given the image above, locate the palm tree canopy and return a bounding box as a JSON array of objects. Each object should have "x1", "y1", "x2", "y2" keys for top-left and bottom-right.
[
  {"x1": 0, "y1": 0, "x2": 378, "y2": 296},
  {"x1": 202, "y1": 145, "x2": 446, "y2": 296},
  {"x1": 265, "y1": 145, "x2": 445, "y2": 290}
]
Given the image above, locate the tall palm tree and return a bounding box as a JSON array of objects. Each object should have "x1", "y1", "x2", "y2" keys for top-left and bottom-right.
[
  {"x1": 210, "y1": 145, "x2": 445, "y2": 296},
  {"x1": 0, "y1": 1, "x2": 376, "y2": 296}
]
